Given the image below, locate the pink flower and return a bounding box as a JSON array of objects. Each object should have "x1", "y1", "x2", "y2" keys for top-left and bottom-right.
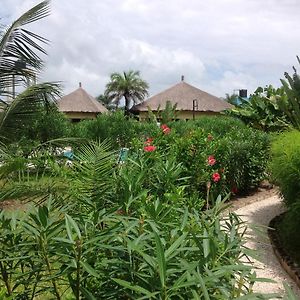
[
  {"x1": 212, "y1": 172, "x2": 221, "y2": 182},
  {"x1": 144, "y1": 145, "x2": 156, "y2": 152},
  {"x1": 144, "y1": 137, "x2": 154, "y2": 145},
  {"x1": 207, "y1": 155, "x2": 216, "y2": 166},
  {"x1": 161, "y1": 124, "x2": 171, "y2": 134}
]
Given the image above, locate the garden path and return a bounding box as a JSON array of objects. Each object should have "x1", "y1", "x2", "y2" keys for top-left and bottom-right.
[{"x1": 234, "y1": 193, "x2": 300, "y2": 298}]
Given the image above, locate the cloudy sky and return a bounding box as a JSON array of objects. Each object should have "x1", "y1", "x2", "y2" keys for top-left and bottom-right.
[{"x1": 2, "y1": 0, "x2": 300, "y2": 98}]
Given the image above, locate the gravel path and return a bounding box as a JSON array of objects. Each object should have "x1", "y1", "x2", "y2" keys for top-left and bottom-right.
[{"x1": 235, "y1": 194, "x2": 300, "y2": 298}]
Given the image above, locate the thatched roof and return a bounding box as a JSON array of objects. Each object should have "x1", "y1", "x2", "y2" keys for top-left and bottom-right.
[
  {"x1": 58, "y1": 85, "x2": 108, "y2": 114},
  {"x1": 131, "y1": 80, "x2": 233, "y2": 112}
]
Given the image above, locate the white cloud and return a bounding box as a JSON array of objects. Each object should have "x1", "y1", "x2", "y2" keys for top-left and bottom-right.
[{"x1": 1, "y1": 0, "x2": 300, "y2": 98}]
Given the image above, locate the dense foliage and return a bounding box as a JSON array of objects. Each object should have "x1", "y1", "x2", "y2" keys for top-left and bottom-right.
[
  {"x1": 0, "y1": 142, "x2": 278, "y2": 299},
  {"x1": 1, "y1": 1, "x2": 299, "y2": 298},
  {"x1": 269, "y1": 130, "x2": 300, "y2": 273},
  {"x1": 226, "y1": 86, "x2": 289, "y2": 132},
  {"x1": 74, "y1": 114, "x2": 269, "y2": 198},
  {"x1": 227, "y1": 57, "x2": 300, "y2": 133}
]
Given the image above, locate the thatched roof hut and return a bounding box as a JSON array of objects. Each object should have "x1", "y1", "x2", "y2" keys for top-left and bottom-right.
[
  {"x1": 131, "y1": 77, "x2": 232, "y2": 117},
  {"x1": 58, "y1": 83, "x2": 107, "y2": 121}
]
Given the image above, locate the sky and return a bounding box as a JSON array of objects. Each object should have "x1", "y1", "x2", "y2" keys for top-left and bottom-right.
[{"x1": 1, "y1": 0, "x2": 300, "y2": 98}]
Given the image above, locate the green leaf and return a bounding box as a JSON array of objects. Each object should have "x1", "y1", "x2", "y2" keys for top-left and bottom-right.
[
  {"x1": 65, "y1": 214, "x2": 81, "y2": 241},
  {"x1": 283, "y1": 282, "x2": 298, "y2": 300},
  {"x1": 80, "y1": 286, "x2": 97, "y2": 300},
  {"x1": 165, "y1": 232, "x2": 187, "y2": 259},
  {"x1": 203, "y1": 228, "x2": 210, "y2": 259},
  {"x1": 113, "y1": 278, "x2": 154, "y2": 297},
  {"x1": 38, "y1": 205, "x2": 48, "y2": 228},
  {"x1": 80, "y1": 261, "x2": 99, "y2": 277},
  {"x1": 154, "y1": 231, "x2": 166, "y2": 288}
]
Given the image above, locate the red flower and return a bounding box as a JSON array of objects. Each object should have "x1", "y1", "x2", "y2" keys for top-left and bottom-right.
[
  {"x1": 207, "y1": 155, "x2": 216, "y2": 166},
  {"x1": 212, "y1": 172, "x2": 221, "y2": 182},
  {"x1": 207, "y1": 134, "x2": 213, "y2": 141},
  {"x1": 161, "y1": 124, "x2": 171, "y2": 134},
  {"x1": 144, "y1": 145, "x2": 156, "y2": 152},
  {"x1": 144, "y1": 137, "x2": 154, "y2": 145}
]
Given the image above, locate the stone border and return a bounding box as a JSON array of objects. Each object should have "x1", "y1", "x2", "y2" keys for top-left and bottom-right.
[{"x1": 268, "y1": 212, "x2": 300, "y2": 288}]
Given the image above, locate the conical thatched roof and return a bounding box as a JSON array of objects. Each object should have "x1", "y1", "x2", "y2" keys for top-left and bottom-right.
[
  {"x1": 131, "y1": 80, "x2": 232, "y2": 112},
  {"x1": 58, "y1": 85, "x2": 108, "y2": 114}
]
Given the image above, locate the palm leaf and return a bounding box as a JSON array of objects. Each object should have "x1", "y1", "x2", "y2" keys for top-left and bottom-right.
[
  {"x1": 0, "y1": 82, "x2": 61, "y2": 142},
  {"x1": 0, "y1": 1, "x2": 50, "y2": 96}
]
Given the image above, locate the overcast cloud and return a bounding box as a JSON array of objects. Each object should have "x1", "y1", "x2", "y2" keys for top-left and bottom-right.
[{"x1": 2, "y1": 0, "x2": 300, "y2": 98}]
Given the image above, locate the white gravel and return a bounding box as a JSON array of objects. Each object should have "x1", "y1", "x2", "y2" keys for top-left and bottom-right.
[{"x1": 235, "y1": 195, "x2": 300, "y2": 298}]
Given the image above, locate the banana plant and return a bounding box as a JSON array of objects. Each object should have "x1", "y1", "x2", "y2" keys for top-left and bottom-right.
[{"x1": 279, "y1": 56, "x2": 300, "y2": 129}]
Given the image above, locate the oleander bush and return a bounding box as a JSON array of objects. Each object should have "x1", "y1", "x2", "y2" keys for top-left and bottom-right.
[
  {"x1": 0, "y1": 142, "x2": 276, "y2": 299},
  {"x1": 128, "y1": 118, "x2": 270, "y2": 199}
]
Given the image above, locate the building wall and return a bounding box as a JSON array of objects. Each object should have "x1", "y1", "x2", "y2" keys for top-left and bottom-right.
[
  {"x1": 136, "y1": 110, "x2": 219, "y2": 121},
  {"x1": 63, "y1": 112, "x2": 98, "y2": 121}
]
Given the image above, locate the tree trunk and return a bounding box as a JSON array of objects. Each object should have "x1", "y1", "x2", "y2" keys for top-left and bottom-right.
[{"x1": 124, "y1": 94, "x2": 130, "y2": 116}]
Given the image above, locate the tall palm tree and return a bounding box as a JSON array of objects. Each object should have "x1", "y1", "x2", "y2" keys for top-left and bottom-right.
[{"x1": 104, "y1": 70, "x2": 149, "y2": 115}]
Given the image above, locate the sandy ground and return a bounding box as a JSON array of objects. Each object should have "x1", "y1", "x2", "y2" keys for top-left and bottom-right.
[{"x1": 234, "y1": 192, "x2": 300, "y2": 298}]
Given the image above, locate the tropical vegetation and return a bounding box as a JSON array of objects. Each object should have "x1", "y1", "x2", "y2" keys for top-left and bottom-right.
[
  {"x1": 104, "y1": 70, "x2": 149, "y2": 115},
  {"x1": 227, "y1": 57, "x2": 300, "y2": 132},
  {"x1": 0, "y1": 0, "x2": 299, "y2": 299}
]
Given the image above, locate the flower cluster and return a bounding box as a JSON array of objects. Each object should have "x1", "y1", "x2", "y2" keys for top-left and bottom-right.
[
  {"x1": 144, "y1": 145, "x2": 156, "y2": 152},
  {"x1": 143, "y1": 137, "x2": 156, "y2": 152},
  {"x1": 161, "y1": 124, "x2": 171, "y2": 134},
  {"x1": 212, "y1": 172, "x2": 221, "y2": 182},
  {"x1": 144, "y1": 137, "x2": 154, "y2": 145},
  {"x1": 207, "y1": 155, "x2": 221, "y2": 183},
  {"x1": 207, "y1": 155, "x2": 216, "y2": 166}
]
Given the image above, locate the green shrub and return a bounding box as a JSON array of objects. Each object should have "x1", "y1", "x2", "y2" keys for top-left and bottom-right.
[
  {"x1": 269, "y1": 130, "x2": 300, "y2": 207},
  {"x1": 169, "y1": 116, "x2": 245, "y2": 137},
  {"x1": 0, "y1": 196, "x2": 271, "y2": 299},
  {"x1": 269, "y1": 130, "x2": 300, "y2": 265},
  {"x1": 73, "y1": 111, "x2": 159, "y2": 149},
  {"x1": 218, "y1": 128, "x2": 270, "y2": 194},
  {"x1": 0, "y1": 140, "x2": 277, "y2": 299}
]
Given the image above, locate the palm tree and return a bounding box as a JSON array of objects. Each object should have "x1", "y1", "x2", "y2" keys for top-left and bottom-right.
[
  {"x1": 0, "y1": 1, "x2": 62, "y2": 143},
  {"x1": 0, "y1": 1, "x2": 50, "y2": 98},
  {"x1": 96, "y1": 94, "x2": 117, "y2": 111},
  {"x1": 104, "y1": 70, "x2": 149, "y2": 115}
]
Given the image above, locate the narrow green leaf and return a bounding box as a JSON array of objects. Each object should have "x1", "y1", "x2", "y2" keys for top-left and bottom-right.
[
  {"x1": 197, "y1": 273, "x2": 210, "y2": 300},
  {"x1": 154, "y1": 231, "x2": 166, "y2": 288},
  {"x1": 80, "y1": 286, "x2": 97, "y2": 300},
  {"x1": 113, "y1": 278, "x2": 153, "y2": 296},
  {"x1": 283, "y1": 282, "x2": 298, "y2": 300},
  {"x1": 165, "y1": 232, "x2": 187, "y2": 259},
  {"x1": 203, "y1": 228, "x2": 210, "y2": 259},
  {"x1": 38, "y1": 205, "x2": 48, "y2": 228},
  {"x1": 80, "y1": 261, "x2": 99, "y2": 277},
  {"x1": 65, "y1": 214, "x2": 81, "y2": 240}
]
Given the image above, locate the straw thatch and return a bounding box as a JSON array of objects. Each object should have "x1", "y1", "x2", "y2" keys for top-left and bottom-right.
[
  {"x1": 58, "y1": 85, "x2": 107, "y2": 114},
  {"x1": 131, "y1": 80, "x2": 233, "y2": 112}
]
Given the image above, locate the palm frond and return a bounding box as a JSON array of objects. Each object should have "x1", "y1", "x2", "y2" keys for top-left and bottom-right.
[
  {"x1": 71, "y1": 140, "x2": 116, "y2": 208},
  {"x1": 0, "y1": 82, "x2": 61, "y2": 142},
  {"x1": 0, "y1": 1, "x2": 50, "y2": 95}
]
